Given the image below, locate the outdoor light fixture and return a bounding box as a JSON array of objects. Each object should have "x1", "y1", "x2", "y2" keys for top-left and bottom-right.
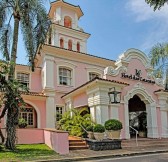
[{"x1": 108, "y1": 87, "x2": 121, "y2": 104}]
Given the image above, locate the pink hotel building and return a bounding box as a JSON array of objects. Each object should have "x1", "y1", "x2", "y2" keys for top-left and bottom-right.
[{"x1": 5, "y1": 0, "x2": 168, "y2": 139}]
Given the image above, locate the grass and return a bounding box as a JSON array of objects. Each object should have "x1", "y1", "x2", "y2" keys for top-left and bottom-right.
[{"x1": 0, "y1": 144, "x2": 59, "y2": 162}]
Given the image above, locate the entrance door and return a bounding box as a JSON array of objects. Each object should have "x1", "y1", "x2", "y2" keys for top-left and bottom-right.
[{"x1": 129, "y1": 95, "x2": 147, "y2": 138}]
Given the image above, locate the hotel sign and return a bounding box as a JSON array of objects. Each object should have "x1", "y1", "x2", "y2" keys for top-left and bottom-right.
[{"x1": 121, "y1": 69, "x2": 155, "y2": 84}]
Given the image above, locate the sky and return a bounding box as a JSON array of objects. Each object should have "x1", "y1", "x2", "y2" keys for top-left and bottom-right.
[{"x1": 2, "y1": 0, "x2": 168, "y2": 64}]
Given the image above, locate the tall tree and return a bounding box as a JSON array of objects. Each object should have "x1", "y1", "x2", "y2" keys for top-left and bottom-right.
[
  {"x1": 149, "y1": 43, "x2": 168, "y2": 90},
  {"x1": 0, "y1": 0, "x2": 50, "y2": 150},
  {"x1": 145, "y1": 0, "x2": 168, "y2": 10}
]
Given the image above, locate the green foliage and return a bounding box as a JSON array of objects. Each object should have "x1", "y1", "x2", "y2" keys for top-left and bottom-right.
[
  {"x1": 18, "y1": 118, "x2": 27, "y2": 128},
  {"x1": 0, "y1": 144, "x2": 57, "y2": 161},
  {"x1": 104, "y1": 119, "x2": 123, "y2": 131},
  {"x1": 149, "y1": 42, "x2": 168, "y2": 90},
  {"x1": 58, "y1": 108, "x2": 94, "y2": 137},
  {"x1": 145, "y1": 0, "x2": 168, "y2": 10},
  {"x1": 86, "y1": 125, "x2": 94, "y2": 132},
  {"x1": 0, "y1": 0, "x2": 51, "y2": 72},
  {"x1": 93, "y1": 124, "x2": 105, "y2": 133}
]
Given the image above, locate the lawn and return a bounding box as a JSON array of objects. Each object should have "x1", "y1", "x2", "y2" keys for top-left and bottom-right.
[{"x1": 0, "y1": 144, "x2": 59, "y2": 161}]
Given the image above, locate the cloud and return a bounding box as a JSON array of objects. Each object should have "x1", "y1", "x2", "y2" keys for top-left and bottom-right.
[{"x1": 126, "y1": 0, "x2": 168, "y2": 52}]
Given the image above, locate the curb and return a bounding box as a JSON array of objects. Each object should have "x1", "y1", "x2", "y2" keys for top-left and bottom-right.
[{"x1": 30, "y1": 149, "x2": 168, "y2": 162}]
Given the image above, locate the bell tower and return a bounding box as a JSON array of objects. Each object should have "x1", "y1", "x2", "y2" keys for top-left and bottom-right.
[{"x1": 48, "y1": 0, "x2": 90, "y2": 53}]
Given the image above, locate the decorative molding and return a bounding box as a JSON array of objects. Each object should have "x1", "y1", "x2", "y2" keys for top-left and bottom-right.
[
  {"x1": 116, "y1": 49, "x2": 151, "y2": 68},
  {"x1": 124, "y1": 82, "x2": 155, "y2": 104},
  {"x1": 104, "y1": 66, "x2": 127, "y2": 76}
]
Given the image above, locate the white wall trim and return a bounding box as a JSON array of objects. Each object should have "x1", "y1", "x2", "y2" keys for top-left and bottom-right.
[{"x1": 24, "y1": 100, "x2": 41, "y2": 128}]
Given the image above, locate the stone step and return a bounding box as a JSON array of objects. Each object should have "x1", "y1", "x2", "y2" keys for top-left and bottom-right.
[
  {"x1": 69, "y1": 145, "x2": 88, "y2": 150},
  {"x1": 69, "y1": 141, "x2": 87, "y2": 146},
  {"x1": 69, "y1": 136, "x2": 88, "y2": 150}
]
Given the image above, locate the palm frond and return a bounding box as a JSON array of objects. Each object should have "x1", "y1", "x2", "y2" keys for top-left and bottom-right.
[
  {"x1": 145, "y1": 0, "x2": 168, "y2": 10},
  {"x1": 0, "y1": 25, "x2": 12, "y2": 61}
]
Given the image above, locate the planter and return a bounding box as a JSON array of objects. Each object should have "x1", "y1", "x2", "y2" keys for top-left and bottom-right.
[
  {"x1": 86, "y1": 139, "x2": 122, "y2": 151},
  {"x1": 139, "y1": 131, "x2": 147, "y2": 138},
  {"x1": 106, "y1": 130, "x2": 121, "y2": 139},
  {"x1": 87, "y1": 131, "x2": 94, "y2": 139},
  {"x1": 94, "y1": 132, "x2": 104, "y2": 141}
]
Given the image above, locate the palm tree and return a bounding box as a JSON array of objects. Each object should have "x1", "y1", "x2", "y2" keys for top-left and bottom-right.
[
  {"x1": 149, "y1": 43, "x2": 168, "y2": 90},
  {"x1": 145, "y1": 0, "x2": 168, "y2": 10},
  {"x1": 0, "y1": 0, "x2": 50, "y2": 150}
]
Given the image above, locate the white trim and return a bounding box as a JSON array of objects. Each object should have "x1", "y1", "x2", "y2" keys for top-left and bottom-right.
[
  {"x1": 24, "y1": 100, "x2": 41, "y2": 128},
  {"x1": 86, "y1": 67, "x2": 103, "y2": 81},
  {"x1": 56, "y1": 61, "x2": 76, "y2": 87},
  {"x1": 123, "y1": 83, "x2": 157, "y2": 139}
]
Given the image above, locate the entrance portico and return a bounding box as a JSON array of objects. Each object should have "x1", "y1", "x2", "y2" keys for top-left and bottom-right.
[{"x1": 124, "y1": 83, "x2": 158, "y2": 139}]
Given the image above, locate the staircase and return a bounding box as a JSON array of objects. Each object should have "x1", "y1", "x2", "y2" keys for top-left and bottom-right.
[
  {"x1": 69, "y1": 136, "x2": 88, "y2": 150},
  {"x1": 122, "y1": 138, "x2": 168, "y2": 148}
]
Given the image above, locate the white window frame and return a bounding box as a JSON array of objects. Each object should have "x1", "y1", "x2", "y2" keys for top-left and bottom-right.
[
  {"x1": 86, "y1": 67, "x2": 103, "y2": 81},
  {"x1": 16, "y1": 71, "x2": 31, "y2": 89},
  {"x1": 59, "y1": 67, "x2": 72, "y2": 86},
  {"x1": 55, "y1": 105, "x2": 64, "y2": 122},
  {"x1": 56, "y1": 61, "x2": 76, "y2": 87},
  {"x1": 19, "y1": 106, "x2": 36, "y2": 128}
]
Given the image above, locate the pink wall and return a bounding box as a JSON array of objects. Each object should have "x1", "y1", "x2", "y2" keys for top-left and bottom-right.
[
  {"x1": 15, "y1": 65, "x2": 42, "y2": 92},
  {"x1": 24, "y1": 99, "x2": 46, "y2": 128},
  {"x1": 1, "y1": 128, "x2": 45, "y2": 144},
  {"x1": 31, "y1": 69, "x2": 42, "y2": 92},
  {"x1": 73, "y1": 92, "x2": 88, "y2": 108},
  {"x1": 44, "y1": 129, "x2": 69, "y2": 154}
]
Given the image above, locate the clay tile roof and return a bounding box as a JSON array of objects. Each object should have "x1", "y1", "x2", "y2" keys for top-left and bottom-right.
[
  {"x1": 155, "y1": 89, "x2": 168, "y2": 93},
  {"x1": 62, "y1": 77, "x2": 129, "y2": 98}
]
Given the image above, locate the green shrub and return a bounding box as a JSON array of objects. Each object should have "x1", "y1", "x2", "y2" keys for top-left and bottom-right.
[
  {"x1": 93, "y1": 124, "x2": 105, "y2": 133},
  {"x1": 104, "y1": 119, "x2": 123, "y2": 131},
  {"x1": 18, "y1": 118, "x2": 27, "y2": 128},
  {"x1": 86, "y1": 125, "x2": 94, "y2": 132}
]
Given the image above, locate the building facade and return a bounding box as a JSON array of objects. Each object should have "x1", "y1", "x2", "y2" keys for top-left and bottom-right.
[{"x1": 2, "y1": 0, "x2": 168, "y2": 139}]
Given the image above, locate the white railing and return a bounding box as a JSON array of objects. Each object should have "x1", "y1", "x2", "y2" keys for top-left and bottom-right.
[{"x1": 129, "y1": 126, "x2": 138, "y2": 146}]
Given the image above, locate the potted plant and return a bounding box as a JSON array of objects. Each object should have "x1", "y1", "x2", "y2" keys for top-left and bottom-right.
[
  {"x1": 104, "y1": 119, "x2": 123, "y2": 139},
  {"x1": 93, "y1": 124, "x2": 105, "y2": 141},
  {"x1": 86, "y1": 125, "x2": 94, "y2": 139},
  {"x1": 18, "y1": 118, "x2": 27, "y2": 128}
]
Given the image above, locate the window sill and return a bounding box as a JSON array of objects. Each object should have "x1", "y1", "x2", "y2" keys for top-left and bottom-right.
[{"x1": 57, "y1": 84, "x2": 74, "y2": 88}]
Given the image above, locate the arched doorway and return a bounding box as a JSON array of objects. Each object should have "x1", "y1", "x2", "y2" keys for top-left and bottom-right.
[{"x1": 128, "y1": 95, "x2": 147, "y2": 138}]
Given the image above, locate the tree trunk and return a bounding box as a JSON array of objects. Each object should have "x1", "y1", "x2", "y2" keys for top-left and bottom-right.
[
  {"x1": 5, "y1": 16, "x2": 20, "y2": 150},
  {"x1": 9, "y1": 17, "x2": 20, "y2": 79},
  {"x1": 165, "y1": 68, "x2": 168, "y2": 90}
]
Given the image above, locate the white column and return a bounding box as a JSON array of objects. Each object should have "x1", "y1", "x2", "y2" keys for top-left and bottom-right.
[
  {"x1": 146, "y1": 103, "x2": 159, "y2": 138},
  {"x1": 64, "y1": 38, "x2": 68, "y2": 49},
  {"x1": 95, "y1": 105, "x2": 109, "y2": 125},
  {"x1": 72, "y1": 40, "x2": 76, "y2": 51},
  {"x1": 110, "y1": 104, "x2": 119, "y2": 120},
  {"x1": 54, "y1": 31, "x2": 59, "y2": 47},
  {"x1": 55, "y1": 7, "x2": 61, "y2": 22},
  {"x1": 46, "y1": 94, "x2": 55, "y2": 128},
  {"x1": 90, "y1": 106, "x2": 96, "y2": 123},
  {"x1": 43, "y1": 55, "x2": 55, "y2": 89},
  {"x1": 161, "y1": 111, "x2": 168, "y2": 138},
  {"x1": 124, "y1": 102, "x2": 130, "y2": 139}
]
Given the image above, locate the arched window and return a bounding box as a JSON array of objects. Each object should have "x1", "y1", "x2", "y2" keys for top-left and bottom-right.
[
  {"x1": 60, "y1": 38, "x2": 64, "y2": 48},
  {"x1": 19, "y1": 103, "x2": 37, "y2": 128},
  {"x1": 68, "y1": 40, "x2": 72, "y2": 50},
  {"x1": 89, "y1": 72, "x2": 100, "y2": 81},
  {"x1": 59, "y1": 67, "x2": 72, "y2": 86},
  {"x1": 77, "y1": 42, "x2": 80, "y2": 52},
  {"x1": 64, "y1": 16, "x2": 72, "y2": 28}
]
